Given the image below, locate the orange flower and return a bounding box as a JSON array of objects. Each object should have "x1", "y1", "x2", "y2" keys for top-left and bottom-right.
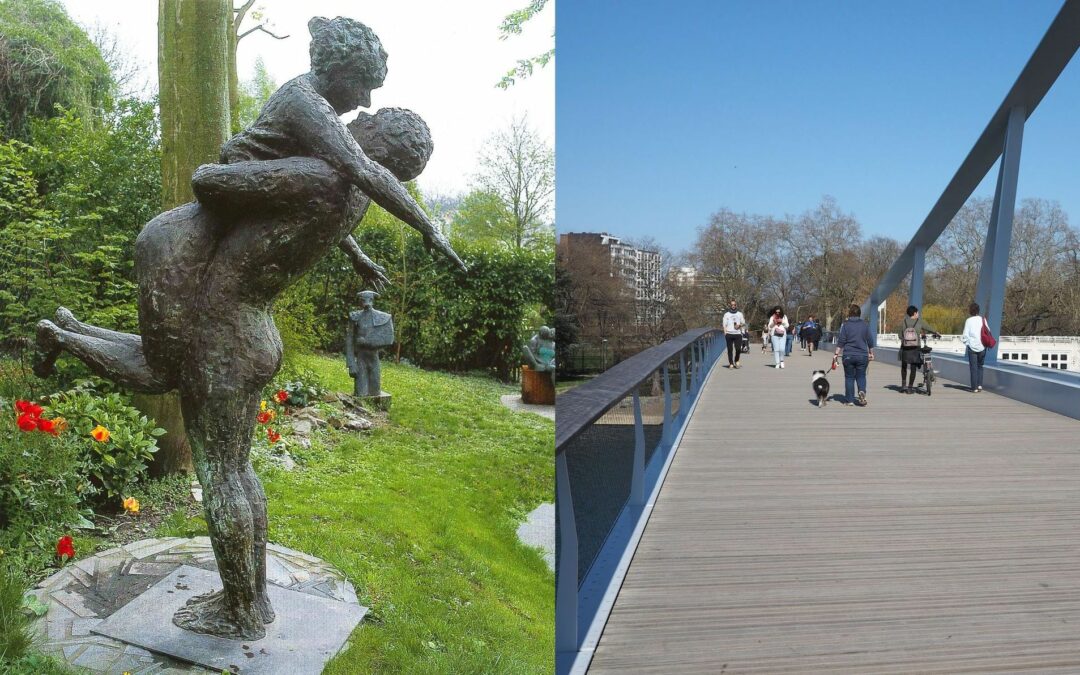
[
  {"x1": 122, "y1": 496, "x2": 140, "y2": 515},
  {"x1": 256, "y1": 410, "x2": 276, "y2": 424},
  {"x1": 90, "y1": 425, "x2": 110, "y2": 443},
  {"x1": 52, "y1": 417, "x2": 68, "y2": 433},
  {"x1": 267, "y1": 428, "x2": 281, "y2": 443}
]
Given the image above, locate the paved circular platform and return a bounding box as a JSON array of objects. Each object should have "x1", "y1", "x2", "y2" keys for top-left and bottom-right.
[
  {"x1": 499, "y1": 394, "x2": 555, "y2": 420},
  {"x1": 28, "y1": 537, "x2": 360, "y2": 674}
]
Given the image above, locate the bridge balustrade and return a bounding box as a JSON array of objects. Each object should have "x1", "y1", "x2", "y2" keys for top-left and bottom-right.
[{"x1": 555, "y1": 328, "x2": 723, "y2": 674}]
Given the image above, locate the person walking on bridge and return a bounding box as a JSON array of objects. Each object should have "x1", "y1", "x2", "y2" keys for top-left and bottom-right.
[
  {"x1": 834, "y1": 304, "x2": 875, "y2": 406},
  {"x1": 897, "y1": 305, "x2": 941, "y2": 394},
  {"x1": 802, "y1": 315, "x2": 821, "y2": 356},
  {"x1": 722, "y1": 300, "x2": 746, "y2": 369},
  {"x1": 961, "y1": 302, "x2": 988, "y2": 392},
  {"x1": 767, "y1": 306, "x2": 789, "y2": 369}
]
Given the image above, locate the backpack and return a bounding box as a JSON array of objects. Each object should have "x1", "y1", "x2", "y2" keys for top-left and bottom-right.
[{"x1": 901, "y1": 319, "x2": 919, "y2": 348}]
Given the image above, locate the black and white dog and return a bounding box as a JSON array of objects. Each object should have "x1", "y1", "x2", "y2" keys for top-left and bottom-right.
[{"x1": 811, "y1": 370, "x2": 830, "y2": 408}]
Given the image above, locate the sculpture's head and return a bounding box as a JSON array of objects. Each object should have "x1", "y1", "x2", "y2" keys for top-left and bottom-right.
[
  {"x1": 308, "y1": 16, "x2": 388, "y2": 113},
  {"x1": 348, "y1": 108, "x2": 433, "y2": 182},
  {"x1": 357, "y1": 289, "x2": 378, "y2": 309},
  {"x1": 539, "y1": 326, "x2": 555, "y2": 341}
]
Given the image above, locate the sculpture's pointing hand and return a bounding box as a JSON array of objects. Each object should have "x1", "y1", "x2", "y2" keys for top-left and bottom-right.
[{"x1": 424, "y1": 231, "x2": 468, "y2": 273}]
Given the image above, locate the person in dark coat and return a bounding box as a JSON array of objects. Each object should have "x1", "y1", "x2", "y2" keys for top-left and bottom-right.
[{"x1": 896, "y1": 305, "x2": 941, "y2": 394}]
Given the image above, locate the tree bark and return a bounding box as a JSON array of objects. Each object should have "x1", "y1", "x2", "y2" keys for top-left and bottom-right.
[{"x1": 143, "y1": 0, "x2": 232, "y2": 475}]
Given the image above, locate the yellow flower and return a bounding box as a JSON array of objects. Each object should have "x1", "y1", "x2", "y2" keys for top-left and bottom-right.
[
  {"x1": 52, "y1": 416, "x2": 68, "y2": 433},
  {"x1": 90, "y1": 425, "x2": 110, "y2": 443},
  {"x1": 260, "y1": 400, "x2": 267, "y2": 411},
  {"x1": 122, "y1": 497, "x2": 140, "y2": 515}
]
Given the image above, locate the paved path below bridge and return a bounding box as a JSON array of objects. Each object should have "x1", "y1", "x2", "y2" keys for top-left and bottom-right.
[{"x1": 588, "y1": 347, "x2": 1080, "y2": 674}]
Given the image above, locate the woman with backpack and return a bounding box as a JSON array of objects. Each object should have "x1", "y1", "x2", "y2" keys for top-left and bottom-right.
[
  {"x1": 896, "y1": 305, "x2": 941, "y2": 394},
  {"x1": 767, "y1": 306, "x2": 789, "y2": 368}
]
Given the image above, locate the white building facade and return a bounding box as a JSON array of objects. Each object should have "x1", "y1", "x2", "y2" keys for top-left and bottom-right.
[{"x1": 876, "y1": 334, "x2": 1080, "y2": 372}]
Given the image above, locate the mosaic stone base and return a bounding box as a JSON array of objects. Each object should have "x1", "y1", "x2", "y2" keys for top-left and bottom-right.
[{"x1": 28, "y1": 537, "x2": 363, "y2": 674}]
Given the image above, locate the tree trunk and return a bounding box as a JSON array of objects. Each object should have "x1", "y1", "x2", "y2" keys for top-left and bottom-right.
[{"x1": 142, "y1": 0, "x2": 232, "y2": 475}]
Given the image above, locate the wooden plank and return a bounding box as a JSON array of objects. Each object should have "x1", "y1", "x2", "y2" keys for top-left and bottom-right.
[{"x1": 588, "y1": 348, "x2": 1080, "y2": 673}]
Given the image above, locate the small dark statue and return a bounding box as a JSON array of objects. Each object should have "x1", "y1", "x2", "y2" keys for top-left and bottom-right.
[
  {"x1": 33, "y1": 17, "x2": 463, "y2": 640},
  {"x1": 345, "y1": 290, "x2": 393, "y2": 397}
]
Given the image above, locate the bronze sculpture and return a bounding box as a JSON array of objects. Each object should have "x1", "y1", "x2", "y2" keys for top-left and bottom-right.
[
  {"x1": 345, "y1": 290, "x2": 394, "y2": 397},
  {"x1": 33, "y1": 17, "x2": 462, "y2": 640}
]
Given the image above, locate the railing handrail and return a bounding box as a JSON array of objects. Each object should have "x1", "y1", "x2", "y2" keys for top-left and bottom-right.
[{"x1": 555, "y1": 327, "x2": 720, "y2": 452}]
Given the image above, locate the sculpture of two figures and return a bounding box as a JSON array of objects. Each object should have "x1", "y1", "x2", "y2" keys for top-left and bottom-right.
[
  {"x1": 32, "y1": 16, "x2": 464, "y2": 640},
  {"x1": 346, "y1": 290, "x2": 393, "y2": 409},
  {"x1": 521, "y1": 326, "x2": 555, "y2": 405}
]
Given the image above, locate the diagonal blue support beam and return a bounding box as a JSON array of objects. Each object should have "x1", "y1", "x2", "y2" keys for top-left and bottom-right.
[
  {"x1": 976, "y1": 106, "x2": 1025, "y2": 364},
  {"x1": 865, "y1": 0, "x2": 1080, "y2": 308},
  {"x1": 909, "y1": 245, "x2": 926, "y2": 311}
]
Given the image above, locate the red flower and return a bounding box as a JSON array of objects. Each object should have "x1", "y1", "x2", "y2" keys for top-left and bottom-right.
[
  {"x1": 16, "y1": 413, "x2": 38, "y2": 432},
  {"x1": 256, "y1": 411, "x2": 272, "y2": 425},
  {"x1": 267, "y1": 428, "x2": 281, "y2": 443},
  {"x1": 56, "y1": 535, "x2": 75, "y2": 560},
  {"x1": 274, "y1": 390, "x2": 288, "y2": 404},
  {"x1": 15, "y1": 400, "x2": 43, "y2": 417},
  {"x1": 36, "y1": 417, "x2": 58, "y2": 435}
]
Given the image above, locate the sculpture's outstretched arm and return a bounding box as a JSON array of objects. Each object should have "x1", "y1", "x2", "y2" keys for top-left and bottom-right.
[
  {"x1": 296, "y1": 100, "x2": 467, "y2": 273},
  {"x1": 338, "y1": 236, "x2": 389, "y2": 291}
]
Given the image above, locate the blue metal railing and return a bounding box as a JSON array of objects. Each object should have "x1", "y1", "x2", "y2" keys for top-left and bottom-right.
[{"x1": 555, "y1": 328, "x2": 724, "y2": 675}]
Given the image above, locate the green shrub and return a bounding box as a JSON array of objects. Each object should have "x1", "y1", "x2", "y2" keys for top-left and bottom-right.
[
  {"x1": 0, "y1": 412, "x2": 90, "y2": 551},
  {"x1": 45, "y1": 390, "x2": 164, "y2": 501},
  {"x1": 0, "y1": 564, "x2": 33, "y2": 664}
]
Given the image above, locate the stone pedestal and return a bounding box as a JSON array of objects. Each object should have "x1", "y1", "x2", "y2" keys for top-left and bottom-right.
[
  {"x1": 521, "y1": 366, "x2": 555, "y2": 405},
  {"x1": 29, "y1": 537, "x2": 365, "y2": 674},
  {"x1": 360, "y1": 390, "x2": 392, "y2": 412}
]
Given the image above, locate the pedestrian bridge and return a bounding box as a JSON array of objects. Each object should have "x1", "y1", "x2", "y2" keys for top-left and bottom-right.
[{"x1": 556, "y1": 334, "x2": 1080, "y2": 673}]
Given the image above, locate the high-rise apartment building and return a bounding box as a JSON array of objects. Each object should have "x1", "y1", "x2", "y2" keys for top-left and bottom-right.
[{"x1": 559, "y1": 232, "x2": 663, "y2": 325}]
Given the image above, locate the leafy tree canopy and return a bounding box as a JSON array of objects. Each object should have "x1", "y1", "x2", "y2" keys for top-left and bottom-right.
[{"x1": 0, "y1": 0, "x2": 112, "y2": 139}]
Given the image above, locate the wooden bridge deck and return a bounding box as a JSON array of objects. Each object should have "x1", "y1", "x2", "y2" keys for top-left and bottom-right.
[{"x1": 588, "y1": 347, "x2": 1080, "y2": 674}]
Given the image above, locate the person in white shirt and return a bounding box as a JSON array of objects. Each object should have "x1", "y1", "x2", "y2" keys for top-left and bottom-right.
[
  {"x1": 722, "y1": 300, "x2": 746, "y2": 368},
  {"x1": 766, "y1": 306, "x2": 790, "y2": 368},
  {"x1": 960, "y1": 301, "x2": 988, "y2": 392}
]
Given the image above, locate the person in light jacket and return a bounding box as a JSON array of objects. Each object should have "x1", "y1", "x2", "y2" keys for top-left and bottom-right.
[
  {"x1": 766, "y1": 306, "x2": 789, "y2": 369},
  {"x1": 960, "y1": 301, "x2": 987, "y2": 392}
]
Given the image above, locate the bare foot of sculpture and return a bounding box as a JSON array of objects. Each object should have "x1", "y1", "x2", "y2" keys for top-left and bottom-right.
[
  {"x1": 33, "y1": 319, "x2": 63, "y2": 378},
  {"x1": 173, "y1": 589, "x2": 266, "y2": 640}
]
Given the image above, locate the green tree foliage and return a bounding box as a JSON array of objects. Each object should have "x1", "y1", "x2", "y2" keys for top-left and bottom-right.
[
  {"x1": 496, "y1": 0, "x2": 553, "y2": 89},
  {"x1": 0, "y1": 0, "x2": 112, "y2": 140},
  {"x1": 0, "y1": 100, "x2": 160, "y2": 346},
  {"x1": 449, "y1": 188, "x2": 515, "y2": 245},
  {"x1": 234, "y1": 56, "x2": 276, "y2": 130},
  {"x1": 277, "y1": 200, "x2": 553, "y2": 381}
]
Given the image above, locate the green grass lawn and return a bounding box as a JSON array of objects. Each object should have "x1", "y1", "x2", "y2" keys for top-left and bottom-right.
[{"x1": 167, "y1": 355, "x2": 554, "y2": 673}]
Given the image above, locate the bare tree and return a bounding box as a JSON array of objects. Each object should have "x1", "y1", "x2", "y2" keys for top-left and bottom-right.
[
  {"x1": 475, "y1": 117, "x2": 554, "y2": 250},
  {"x1": 88, "y1": 22, "x2": 150, "y2": 99}
]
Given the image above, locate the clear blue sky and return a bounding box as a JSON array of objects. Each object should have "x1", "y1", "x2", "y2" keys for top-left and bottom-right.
[{"x1": 556, "y1": 0, "x2": 1080, "y2": 254}]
